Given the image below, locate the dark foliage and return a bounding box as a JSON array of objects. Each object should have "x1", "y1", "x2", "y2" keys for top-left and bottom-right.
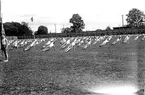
[
  {"x1": 3, "y1": 22, "x2": 32, "y2": 36},
  {"x1": 69, "y1": 14, "x2": 85, "y2": 33},
  {"x1": 3, "y1": 22, "x2": 18, "y2": 36},
  {"x1": 35, "y1": 25, "x2": 48, "y2": 35},
  {"x1": 61, "y1": 27, "x2": 73, "y2": 33},
  {"x1": 126, "y1": 8, "x2": 145, "y2": 28}
]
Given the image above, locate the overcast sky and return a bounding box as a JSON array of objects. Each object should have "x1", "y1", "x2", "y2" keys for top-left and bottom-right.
[{"x1": 1, "y1": 0, "x2": 145, "y2": 32}]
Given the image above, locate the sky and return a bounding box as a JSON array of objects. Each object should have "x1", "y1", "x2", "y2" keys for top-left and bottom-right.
[{"x1": 1, "y1": 0, "x2": 145, "y2": 33}]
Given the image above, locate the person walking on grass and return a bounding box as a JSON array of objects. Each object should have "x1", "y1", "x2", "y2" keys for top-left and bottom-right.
[{"x1": 1, "y1": 34, "x2": 8, "y2": 62}]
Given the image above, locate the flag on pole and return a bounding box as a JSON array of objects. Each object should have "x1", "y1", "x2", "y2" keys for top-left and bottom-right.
[
  {"x1": 41, "y1": 41, "x2": 55, "y2": 52},
  {"x1": 74, "y1": 37, "x2": 82, "y2": 47},
  {"x1": 82, "y1": 37, "x2": 92, "y2": 49},
  {"x1": 42, "y1": 38, "x2": 53, "y2": 48},
  {"x1": 63, "y1": 38, "x2": 77, "y2": 52},
  {"x1": 24, "y1": 39, "x2": 38, "y2": 51},
  {"x1": 99, "y1": 35, "x2": 112, "y2": 47},
  {"x1": 64, "y1": 44, "x2": 73, "y2": 52},
  {"x1": 41, "y1": 38, "x2": 56, "y2": 51},
  {"x1": 8, "y1": 40, "x2": 14, "y2": 46},
  {"x1": 92, "y1": 36, "x2": 100, "y2": 45},
  {"x1": 60, "y1": 37, "x2": 74, "y2": 49},
  {"x1": 9, "y1": 40, "x2": 19, "y2": 50},
  {"x1": 66, "y1": 37, "x2": 78, "y2": 50},
  {"x1": 123, "y1": 35, "x2": 131, "y2": 43},
  {"x1": 19, "y1": 40, "x2": 26, "y2": 47},
  {"x1": 141, "y1": 34, "x2": 145, "y2": 41},
  {"x1": 111, "y1": 35, "x2": 122, "y2": 45},
  {"x1": 134, "y1": 34, "x2": 140, "y2": 40},
  {"x1": 31, "y1": 17, "x2": 33, "y2": 22}
]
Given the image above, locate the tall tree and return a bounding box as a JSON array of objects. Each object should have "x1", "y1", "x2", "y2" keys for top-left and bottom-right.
[
  {"x1": 3, "y1": 22, "x2": 32, "y2": 36},
  {"x1": 21, "y1": 22, "x2": 33, "y2": 36},
  {"x1": 69, "y1": 14, "x2": 85, "y2": 33},
  {"x1": 126, "y1": 8, "x2": 145, "y2": 28},
  {"x1": 3, "y1": 22, "x2": 18, "y2": 36},
  {"x1": 35, "y1": 25, "x2": 48, "y2": 35},
  {"x1": 12, "y1": 22, "x2": 32, "y2": 36}
]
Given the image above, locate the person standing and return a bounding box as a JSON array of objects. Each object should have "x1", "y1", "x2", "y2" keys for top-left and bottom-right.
[
  {"x1": 0, "y1": 0, "x2": 8, "y2": 62},
  {"x1": 0, "y1": 22, "x2": 8, "y2": 62},
  {"x1": 1, "y1": 34, "x2": 8, "y2": 62}
]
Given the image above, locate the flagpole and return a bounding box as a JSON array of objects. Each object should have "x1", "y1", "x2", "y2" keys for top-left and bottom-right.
[
  {"x1": 0, "y1": 0, "x2": 1, "y2": 16},
  {"x1": 54, "y1": 24, "x2": 56, "y2": 33},
  {"x1": 31, "y1": 17, "x2": 36, "y2": 50},
  {"x1": 0, "y1": 0, "x2": 5, "y2": 36},
  {"x1": 0, "y1": 0, "x2": 2, "y2": 35}
]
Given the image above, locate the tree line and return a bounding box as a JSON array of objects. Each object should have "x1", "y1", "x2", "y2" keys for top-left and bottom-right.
[
  {"x1": 3, "y1": 22, "x2": 33, "y2": 36},
  {"x1": 2, "y1": 22, "x2": 49, "y2": 36},
  {"x1": 2, "y1": 8, "x2": 145, "y2": 36}
]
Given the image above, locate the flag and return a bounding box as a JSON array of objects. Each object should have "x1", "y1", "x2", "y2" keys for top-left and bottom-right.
[
  {"x1": 64, "y1": 44, "x2": 73, "y2": 52},
  {"x1": 92, "y1": 36, "x2": 100, "y2": 45},
  {"x1": 99, "y1": 35, "x2": 112, "y2": 47},
  {"x1": 40, "y1": 38, "x2": 46, "y2": 42},
  {"x1": 71, "y1": 37, "x2": 80, "y2": 46},
  {"x1": 100, "y1": 36, "x2": 106, "y2": 40},
  {"x1": 141, "y1": 34, "x2": 145, "y2": 41},
  {"x1": 62, "y1": 37, "x2": 79, "y2": 52},
  {"x1": 31, "y1": 17, "x2": 33, "y2": 22},
  {"x1": 64, "y1": 40, "x2": 76, "y2": 52},
  {"x1": 75, "y1": 37, "x2": 82, "y2": 47},
  {"x1": 111, "y1": 35, "x2": 122, "y2": 45},
  {"x1": 82, "y1": 37, "x2": 92, "y2": 49},
  {"x1": 93, "y1": 36, "x2": 106, "y2": 46},
  {"x1": 42, "y1": 38, "x2": 55, "y2": 48},
  {"x1": 41, "y1": 38, "x2": 57, "y2": 51},
  {"x1": 42, "y1": 39, "x2": 51, "y2": 48},
  {"x1": 60, "y1": 37, "x2": 73, "y2": 49},
  {"x1": 36, "y1": 38, "x2": 45, "y2": 45},
  {"x1": 13, "y1": 40, "x2": 20, "y2": 47},
  {"x1": 77, "y1": 37, "x2": 85, "y2": 47},
  {"x1": 41, "y1": 41, "x2": 55, "y2": 52},
  {"x1": 8, "y1": 40, "x2": 14, "y2": 46},
  {"x1": 60, "y1": 37, "x2": 69, "y2": 45},
  {"x1": 9, "y1": 40, "x2": 19, "y2": 50},
  {"x1": 134, "y1": 34, "x2": 140, "y2": 40},
  {"x1": 17, "y1": 39, "x2": 32, "y2": 49},
  {"x1": 17, "y1": 40, "x2": 22, "y2": 47},
  {"x1": 78, "y1": 37, "x2": 88, "y2": 48},
  {"x1": 24, "y1": 39, "x2": 38, "y2": 51},
  {"x1": 23, "y1": 39, "x2": 30, "y2": 46},
  {"x1": 19, "y1": 40, "x2": 26, "y2": 47},
  {"x1": 123, "y1": 35, "x2": 131, "y2": 43}
]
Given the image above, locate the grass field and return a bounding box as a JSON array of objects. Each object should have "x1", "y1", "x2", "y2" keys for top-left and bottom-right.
[{"x1": 0, "y1": 34, "x2": 145, "y2": 95}]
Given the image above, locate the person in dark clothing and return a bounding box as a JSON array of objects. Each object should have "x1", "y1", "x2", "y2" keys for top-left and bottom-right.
[{"x1": 1, "y1": 35, "x2": 8, "y2": 62}]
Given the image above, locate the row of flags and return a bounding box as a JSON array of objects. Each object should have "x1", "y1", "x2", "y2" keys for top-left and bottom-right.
[{"x1": 6, "y1": 34, "x2": 145, "y2": 52}]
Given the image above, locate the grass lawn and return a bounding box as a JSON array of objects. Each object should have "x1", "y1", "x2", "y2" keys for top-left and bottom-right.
[{"x1": 0, "y1": 35, "x2": 145, "y2": 95}]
